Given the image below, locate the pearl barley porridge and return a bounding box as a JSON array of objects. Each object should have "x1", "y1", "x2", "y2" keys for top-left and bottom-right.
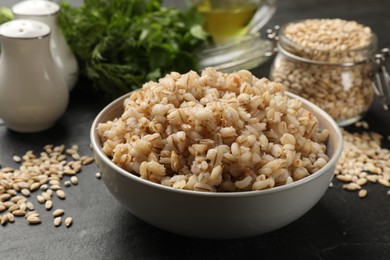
[{"x1": 97, "y1": 68, "x2": 330, "y2": 192}]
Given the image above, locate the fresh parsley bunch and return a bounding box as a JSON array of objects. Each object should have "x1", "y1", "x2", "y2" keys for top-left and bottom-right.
[{"x1": 59, "y1": 0, "x2": 210, "y2": 99}]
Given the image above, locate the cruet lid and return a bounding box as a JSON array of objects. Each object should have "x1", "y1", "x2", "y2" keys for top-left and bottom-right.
[
  {"x1": 0, "y1": 19, "x2": 50, "y2": 39},
  {"x1": 12, "y1": 0, "x2": 60, "y2": 17}
]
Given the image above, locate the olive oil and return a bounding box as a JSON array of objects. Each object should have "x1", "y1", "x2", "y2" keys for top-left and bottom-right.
[{"x1": 197, "y1": 0, "x2": 259, "y2": 42}]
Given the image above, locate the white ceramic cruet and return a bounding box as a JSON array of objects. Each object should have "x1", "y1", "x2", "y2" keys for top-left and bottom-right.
[
  {"x1": 0, "y1": 19, "x2": 69, "y2": 133},
  {"x1": 12, "y1": 0, "x2": 78, "y2": 90}
]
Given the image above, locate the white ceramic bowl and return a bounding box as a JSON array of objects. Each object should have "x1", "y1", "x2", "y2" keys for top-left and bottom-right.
[{"x1": 90, "y1": 92, "x2": 343, "y2": 239}]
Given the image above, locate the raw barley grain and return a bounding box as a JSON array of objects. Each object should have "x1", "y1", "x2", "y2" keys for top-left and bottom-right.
[
  {"x1": 49, "y1": 180, "x2": 60, "y2": 186},
  {"x1": 46, "y1": 189, "x2": 53, "y2": 196},
  {"x1": 1, "y1": 214, "x2": 8, "y2": 225},
  {"x1": 19, "y1": 202, "x2": 27, "y2": 212},
  {"x1": 63, "y1": 169, "x2": 76, "y2": 176},
  {"x1": 45, "y1": 200, "x2": 53, "y2": 210},
  {"x1": 366, "y1": 175, "x2": 378, "y2": 183},
  {"x1": 37, "y1": 195, "x2": 45, "y2": 204},
  {"x1": 81, "y1": 157, "x2": 94, "y2": 165},
  {"x1": 12, "y1": 155, "x2": 21, "y2": 163},
  {"x1": 27, "y1": 216, "x2": 41, "y2": 224},
  {"x1": 3, "y1": 201, "x2": 14, "y2": 208},
  {"x1": 25, "y1": 211, "x2": 39, "y2": 219},
  {"x1": 0, "y1": 194, "x2": 11, "y2": 201},
  {"x1": 335, "y1": 128, "x2": 390, "y2": 198},
  {"x1": 11, "y1": 195, "x2": 24, "y2": 203},
  {"x1": 343, "y1": 183, "x2": 361, "y2": 191},
  {"x1": 356, "y1": 178, "x2": 368, "y2": 186},
  {"x1": 29, "y1": 182, "x2": 40, "y2": 191},
  {"x1": 65, "y1": 217, "x2": 72, "y2": 227},
  {"x1": 358, "y1": 189, "x2": 368, "y2": 198},
  {"x1": 8, "y1": 204, "x2": 19, "y2": 212},
  {"x1": 54, "y1": 217, "x2": 62, "y2": 227},
  {"x1": 70, "y1": 176, "x2": 78, "y2": 185},
  {"x1": 336, "y1": 174, "x2": 352, "y2": 182},
  {"x1": 0, "y1": 167, "x2": 14, "y2": 173},
  {"x1": 40, "y1": 184, "x2": 48, "y2": 191},
  {"x1": 26, "y1": 202, "x2": 34, "y2": 211},
  {"x1": 56, "y1": 190, "x2": 65, "y2": 200},
  {"x1": 6, "y1": 189, "x2": 17, "y2": 196},
  {"x1": 378, "y1": 178, "x2": 390, "y2": 187},
  {"x1": 42, "y1": 192, "x2": 51, "y2": 201},
  {"x1": 50, "y1": 185, "x2": 61, "y2": 190},
  {"x1": 12, "y1": 210, "x2": 26, "y2": 217},
  {"x1": 6, "y1": 212, "x2": 14, "y2": 222},
  {"x1": 21, "y1": 188, "x2": 30, "y2": 197},
  {"x1": 53, "y1": 209, "x2": 64, "y2": 217}
]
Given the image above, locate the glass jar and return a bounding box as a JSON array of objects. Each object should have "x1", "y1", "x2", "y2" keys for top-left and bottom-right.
[
  {"x1": 178, "y1": 0, "x2": 277, "y2": 72},
  {"x1": 269, "y1": 20, "x2": 389, "y2": 126},
  {"x1": 185, "y1": 0, "x2": 276, "y2": 43}
]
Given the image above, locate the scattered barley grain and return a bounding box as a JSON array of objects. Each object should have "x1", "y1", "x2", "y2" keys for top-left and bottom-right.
[
  {"x1": 54, "y1": 217, "x2": 62, "y2": 227},
  {"x1": 65, "y1": 217, "x2": 72, "y2": 227}
]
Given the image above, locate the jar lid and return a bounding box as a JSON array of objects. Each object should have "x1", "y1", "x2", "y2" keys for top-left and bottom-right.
[
  {"x1": 12, "y1": 0, "x2": 60, "y2": 16},
  {"x1": 0, "y1": 19, "x2": 50, "y2": 39},
  {"x1": 197, "y1": 33, "x2": 273, "y2": 73}
]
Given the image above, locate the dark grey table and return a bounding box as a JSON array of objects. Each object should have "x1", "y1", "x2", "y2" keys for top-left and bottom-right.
[{"x1": 1, "y1": 0, "x2": 390, "y2": 259}]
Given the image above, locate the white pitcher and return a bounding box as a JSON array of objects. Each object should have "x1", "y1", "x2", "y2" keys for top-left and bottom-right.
[
  {"x1": 0, "y1": 19, "x2": 69, "y2": 133},
  {"x1": 12, "y1": 0, "x2": 79, "y2": 90}
]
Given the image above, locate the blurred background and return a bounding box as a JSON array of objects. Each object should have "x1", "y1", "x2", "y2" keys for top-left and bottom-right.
[{"x1": 2, "y1": 0, "x2": 389, "y2": 50}]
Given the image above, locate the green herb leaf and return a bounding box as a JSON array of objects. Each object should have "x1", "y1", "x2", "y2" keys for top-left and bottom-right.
[
  {"x1": 59, "y1": 0, "x2": 211, "y2": 99},
  {"x1": 0, "y1": 7, "x2": 13, "y2": 25}
]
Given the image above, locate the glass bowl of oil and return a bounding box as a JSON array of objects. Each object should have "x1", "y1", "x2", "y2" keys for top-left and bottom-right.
[
  {"x1": 196, "y1": 32, "x2": 273, "y2": 72},
  {"x1": 194, "y1": 0, "x2": 276, "y2": 43},
  {"x1": 187, "y1": 0, "x2": 277, "y2": 72}
]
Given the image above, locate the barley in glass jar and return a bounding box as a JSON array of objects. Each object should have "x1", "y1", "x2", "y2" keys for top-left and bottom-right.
[{"x1": 269, "y1": 19, "x2": 379, "y2": 126}]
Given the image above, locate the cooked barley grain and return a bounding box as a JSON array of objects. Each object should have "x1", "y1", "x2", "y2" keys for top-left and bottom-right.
[{"x1": 97, "y1": 68, "x2": 330, "y2": 192}]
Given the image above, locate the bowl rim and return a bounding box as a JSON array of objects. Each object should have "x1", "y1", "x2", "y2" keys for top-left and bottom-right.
[{"x1": 90, "y1": 91, "x2": 343, "y2": 198}]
